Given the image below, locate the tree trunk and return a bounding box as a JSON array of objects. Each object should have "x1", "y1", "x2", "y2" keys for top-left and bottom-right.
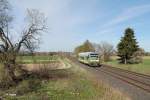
[
  {"x1": 4, "y1": 63, "x2": 17, "y2": 83},
  {"x1": 124, "y1": 56, "x2": 127, "y2": 64}
]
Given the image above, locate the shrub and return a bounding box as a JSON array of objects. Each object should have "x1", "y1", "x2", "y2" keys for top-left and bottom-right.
[
  {"x1": 15, "y1": 80, "x2": 31, "y2": 95},
  {"x1": 15, "y1": 79, "x2": 41, "y2": 95},
  {"x1": 33, "y1": 64, "x2": 50, "y2": 79},
  {"x1": 0, "y1": 65, "x2": 14, "y2": 89},
  {"x1": 128, "y1": 49, "x2": 144, "y2": 64}
]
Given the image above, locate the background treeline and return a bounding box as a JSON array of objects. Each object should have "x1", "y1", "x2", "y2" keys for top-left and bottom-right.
[
  {"x1": 18, "y1": 52, "x2": 59, "y2": 56},
  {"x1": 74, "y1": 28, "x2": 148, "y2": 64},
  {"x1": 74, "y1": 40, "x2": 114, "y2": 62},
  {"x1": 144, "y1": 52, "x2": 150, "y2": 56}
]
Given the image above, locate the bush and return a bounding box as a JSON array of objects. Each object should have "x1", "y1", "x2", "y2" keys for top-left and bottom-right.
[
  {"x1": 129, "y1": 57, "x2": 142, "y2": 64},
  {"x1": 33, "y1": 64, "x2": 50, "y2": 79},
  {"x1": 0, "y1": 65, "x2": 14, "y2": 89},
  {"x1": 15, "y1": 80, "x2": 31, "y2": 95},
  {"x1": 128, "y1": 49, "x2": 143, "y2": 64},
  {"x1": 15, "y1": 79, "x2": 41, "y2": 95}
]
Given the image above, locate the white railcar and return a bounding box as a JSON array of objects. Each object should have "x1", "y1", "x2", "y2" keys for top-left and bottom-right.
[{"x1": 78, "y1": 52, "x2": 100, "y2": 66}]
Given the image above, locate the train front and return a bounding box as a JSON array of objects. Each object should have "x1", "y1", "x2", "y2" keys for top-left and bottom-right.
[{"x1": 88, "y1": 53, "x2": 100, "y2": 66}]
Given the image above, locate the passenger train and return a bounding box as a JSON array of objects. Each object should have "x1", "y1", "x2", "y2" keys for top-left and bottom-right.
[{"x1": 78, "y1": 52, "x2": 100, "y2": 66}]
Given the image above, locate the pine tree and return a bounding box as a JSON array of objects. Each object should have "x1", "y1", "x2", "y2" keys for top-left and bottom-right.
[{"x1": 117, "y1": 28, "x2": 139, "y2": 64}]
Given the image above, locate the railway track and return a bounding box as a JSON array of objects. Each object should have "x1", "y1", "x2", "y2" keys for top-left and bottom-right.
[
  {"x1": 67, "y1": 55, "x2": 150, "y2": 93},
  {"x1": 95, "y1": 67, "x2": 150, "y2": 93},
  {"x1": 103, "y1": 65, "x2": 150, "y2": 80},
  {"x1": 101, "y1": 65, "x2": 150, "y2": 88}
]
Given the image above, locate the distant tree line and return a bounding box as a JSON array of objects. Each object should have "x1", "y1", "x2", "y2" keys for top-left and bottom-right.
[
  {"x1": 74, "y1": 40, "x2": 114, "y2": 62},
  {"x1": 74, "y1": 28, "x2": 145, "y2": 64},
  {"x1": 144, "y1": 52, "x2": 150, "y2": 56}
]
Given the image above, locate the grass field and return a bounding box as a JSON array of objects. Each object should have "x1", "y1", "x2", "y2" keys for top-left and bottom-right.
[
  {"x1": 103, "y1": 56, "x2": 150, "y2": 75},
  {"x1": 16, "y1": 55, "x2": 59, "y2": 64},
  {"x1": 0, "y1": 56, "x2": 129, "y2": 100}
]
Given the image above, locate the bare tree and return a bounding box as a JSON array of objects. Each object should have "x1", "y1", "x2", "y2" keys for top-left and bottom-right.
[
  {"x1": 94, "y1": 42, "x2": 114, "y2": 62},
  {"x1": 0, "y1": 0, "x2": 13, "y2": 35},
  {"x1": 0, "y1": 7, "x2": 47, "y2": 83}
]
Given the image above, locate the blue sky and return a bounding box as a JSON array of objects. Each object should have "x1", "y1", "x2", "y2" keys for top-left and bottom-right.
[{"x1": 10, "y1": 0, "x2": 150, "y2": 52}]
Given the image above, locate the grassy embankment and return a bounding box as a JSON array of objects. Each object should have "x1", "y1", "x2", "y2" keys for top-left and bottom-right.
[
  {"x1": 0, "y1": 55, "x2": 129, "y2": 100},
  {"x1": 103, "y1": 56, "x2": 150, "y2": 75}
]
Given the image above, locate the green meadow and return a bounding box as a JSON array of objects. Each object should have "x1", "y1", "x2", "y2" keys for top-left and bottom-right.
[
  {"x1": 104, "y1": 56, "x2": 150, "y2": 75},
  {"x1": 16, "y1": 55, "x2": 59, "y2": 64}
]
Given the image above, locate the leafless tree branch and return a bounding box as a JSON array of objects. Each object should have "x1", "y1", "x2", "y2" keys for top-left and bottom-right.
[{"x1": 0, "y1": 7, "x2": 47, "y2": 83}]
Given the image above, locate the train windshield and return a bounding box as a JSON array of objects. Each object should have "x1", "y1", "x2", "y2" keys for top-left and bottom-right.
[{"x1": 90, "y1": 55, "x2": 99, "y2": 60}]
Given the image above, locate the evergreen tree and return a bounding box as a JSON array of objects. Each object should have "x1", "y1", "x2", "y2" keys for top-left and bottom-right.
[{"x1": 117, "y1": 28, "x2": 139, "y2": 64}]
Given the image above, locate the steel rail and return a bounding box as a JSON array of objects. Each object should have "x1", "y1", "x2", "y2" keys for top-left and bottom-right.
[
  {"x1": 95, "y1": 68, "x2": 150, "y2": 93},
  {"x1": 103, "y1": 65, "x2": 150, "y2": 79}
]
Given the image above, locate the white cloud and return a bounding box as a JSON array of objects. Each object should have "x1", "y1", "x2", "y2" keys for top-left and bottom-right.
[
  {"x1": 103, "y1": 4, "x2": 150, "y2": 27},
  {"x1": 95, "y1": 4, "x2": 150, "y2": 35}
]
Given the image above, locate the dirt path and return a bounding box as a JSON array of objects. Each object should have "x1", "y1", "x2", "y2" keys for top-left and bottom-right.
[{"x1": 22, "y1": 60, "x2": 71, "y2": 72}]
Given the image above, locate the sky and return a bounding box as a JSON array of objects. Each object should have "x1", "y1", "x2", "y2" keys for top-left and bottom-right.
[{"x1": 9, "y1": 0, "x2": 150, "y2": 52}]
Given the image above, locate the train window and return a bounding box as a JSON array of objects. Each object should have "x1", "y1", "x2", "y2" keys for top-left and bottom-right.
[{"x1": 90, "y1": 56, "x2": 99, "y2": 60}]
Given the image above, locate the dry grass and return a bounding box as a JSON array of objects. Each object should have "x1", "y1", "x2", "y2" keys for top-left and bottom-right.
[
  {"x1": 22, "y1": 59, "x2": 71, "y2": 72},
  {"x1": 0, "y1": 58, "x2": 130, "y2": 100},
  {"x1": 22, "y1": 62, "x2": 61, "y2": 72},
  {"x1": 70, "y1": 61, "x2": 130, "y2": 100},
  {"x1": 88, "y1": 76, "x2": 130, "y2": 100}
]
